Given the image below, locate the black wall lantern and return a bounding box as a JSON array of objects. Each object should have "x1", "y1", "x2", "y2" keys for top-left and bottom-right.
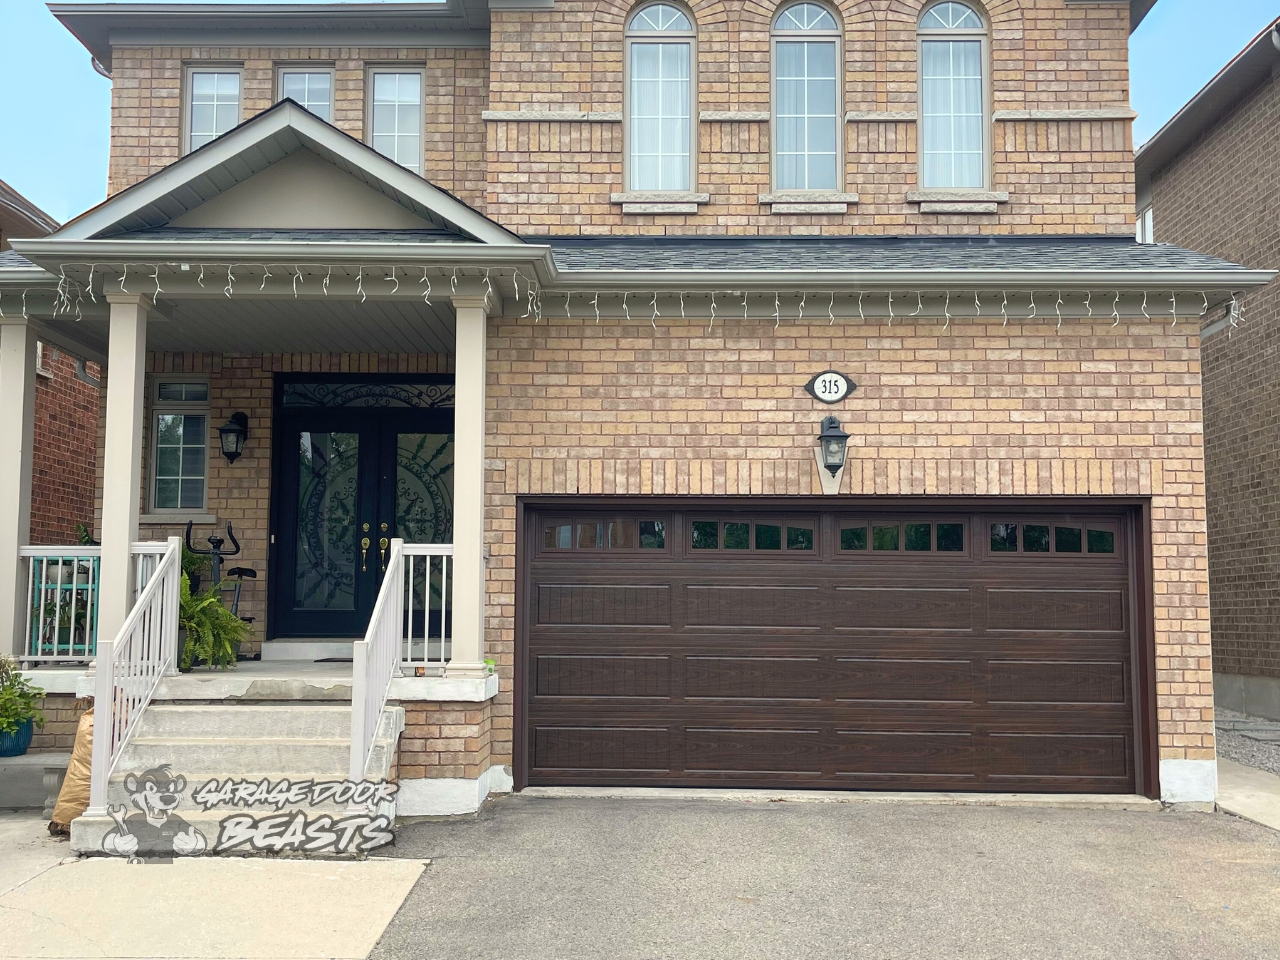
[
  {"x1": 817, "y1": 415, "x2": 849, "y2": 476},
  {"x1": 217, "y1": 412, "x2": 249, "y2": 464}
]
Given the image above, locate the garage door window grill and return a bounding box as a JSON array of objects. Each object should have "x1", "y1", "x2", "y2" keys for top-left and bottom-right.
[
  {"x1": 541, "y1": 517, "x2": 668, "y2": 553},
  {"x1": 838, "y1": 520, "x2": 966, "y2": 555},
  {"x1": 988, "y1": 521, "x2": 1119, "y2": 557},
  {"x1": 689, "y1": 518, "x2": 816, "y2": 553}
]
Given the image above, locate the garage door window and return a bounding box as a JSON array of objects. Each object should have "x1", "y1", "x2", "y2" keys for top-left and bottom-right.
[
  {"x1": 989, "y1": 522, "x2": 1117, "y2": 556},
  {"x1": 691, "y1": 519, "x2": 815, "y2": 553},
  {"x1": 542, "y1": 518, "x2": 667, "y2": 552},
  {"x1": 841, "y1": 521, "x2": 964, "y2": 554}
]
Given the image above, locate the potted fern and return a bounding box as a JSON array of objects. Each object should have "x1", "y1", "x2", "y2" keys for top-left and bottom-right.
[
  {"x1": 178, "y1": 574, "x2": 251, "y2": 672},
  {"x1": 0, "y1": 656, "x2": 46, "y2": 757}
]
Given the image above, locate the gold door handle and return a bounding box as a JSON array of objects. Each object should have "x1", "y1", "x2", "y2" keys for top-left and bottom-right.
[
  {"x1": 380, "y1": 537, "x2": 390, "y2": 572},
  {"x1": 361, "y1": 537, "x2": 370, "y2": 572}
]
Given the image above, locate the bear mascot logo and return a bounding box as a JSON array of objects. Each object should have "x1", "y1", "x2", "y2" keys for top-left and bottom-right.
[{"x1": 102, "y1": 764, "x2": 207, "y2": 863}]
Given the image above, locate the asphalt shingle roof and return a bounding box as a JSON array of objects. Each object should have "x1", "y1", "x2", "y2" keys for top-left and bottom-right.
[{"x1": 540, "y1": 235, "x2": 1254, "y2": 274}]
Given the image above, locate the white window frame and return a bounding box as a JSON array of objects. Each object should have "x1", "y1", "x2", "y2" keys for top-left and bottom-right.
[
  {"x1": 277, "y1": 66, "x2": 336, "y2": 122},
  {"x1": 917, "y1": 2, "x2": 989, "y2": 191},
  {"x1": 771, "y1": 2, "x2": 843, "y2": 193},
  {"x1": 149, "y1": 377, "x2": 211, "y2": 514},
  {"x1": 1136, "y1": 205, "x2": 1154, "y2": 243},
  {"x1": 183, "y1": 65, "x2": 243, "y2": 156},
  {"x1": 624, "y1": 3, "x2": 698, "y2": 193},
  {"x1": 366, "y1": 67, "x2": 426, "y2": 174}
]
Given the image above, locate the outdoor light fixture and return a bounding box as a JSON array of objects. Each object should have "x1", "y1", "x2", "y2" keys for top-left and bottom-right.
[
  {"x1": 217, "y1": 412, "x2": 249, "y2": 464},
  {"x1": 817, "y1": 415, "x2": 849, "y2": 476}
]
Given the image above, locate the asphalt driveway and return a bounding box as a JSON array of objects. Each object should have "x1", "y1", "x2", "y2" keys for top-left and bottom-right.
[{"x1": 373, "y1": 796, "x2": 1280, "y2": 960}]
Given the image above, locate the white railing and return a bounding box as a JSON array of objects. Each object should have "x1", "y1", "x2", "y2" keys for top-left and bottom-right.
[
  {"x1": 86, "y1": 537, "x2": 183, "y2": 815},
  {"x1": 20, "y1": 542, "x2": 170, "y2": 663},
  {"x1": 350, "y1": 541, "x2": 454, "y2": 781}
]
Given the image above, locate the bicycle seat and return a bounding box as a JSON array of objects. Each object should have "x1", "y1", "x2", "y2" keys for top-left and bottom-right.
[{"x1": 226, "y1": 567, "x2": 257, "y2": 579}]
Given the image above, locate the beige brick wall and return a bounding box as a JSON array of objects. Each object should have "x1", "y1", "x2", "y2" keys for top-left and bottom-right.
[
  {"x1": 486, "y1": 0, "x2": 1135, "y2": 235},
  {"x1": 1149, "y1": 69, "x2": 1280, "y2": 682},
  {"x1": 483, "y1": 313, "x2": 1214, "y2": 767},
  {"x1": 398, "y1": 700, "x2": 492, "y2": 780},
  {"x1": 108, "y1": 46, "x2": 488, "y2": 208},
  {"x1": 29, "y1": 693, "x2": 89, "y2": 752}
]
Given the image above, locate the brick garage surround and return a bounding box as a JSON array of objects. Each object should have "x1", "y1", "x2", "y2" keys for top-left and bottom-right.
[
  {"x1": 486, "y1": 0, "x2": 1136, "y2": 235},
  {"x1": 1148, "y1": 68, "x2": 1280, "y2": 686},
  {"x1": 483, "y1": 314, "x2": 1215, "y2": 770}
]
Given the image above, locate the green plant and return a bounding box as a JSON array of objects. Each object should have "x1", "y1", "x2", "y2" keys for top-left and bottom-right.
[
  {"x1": 75, "y1": 523, "x2": 97, "y2": 547},
  {"x1": 0, "y1": 656, "x2": 46, "y2": 735},
  {"x1": 178, "y1": 574, "x2": 251, "y2": 671},
  {"x1": 182, "y1": 544, "x2": 211, "y2": 582}
]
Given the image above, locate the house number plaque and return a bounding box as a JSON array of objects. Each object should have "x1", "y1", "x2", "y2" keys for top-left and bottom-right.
[{"x1": 805, "y1": 370, "x2": 856, "y2": 404}]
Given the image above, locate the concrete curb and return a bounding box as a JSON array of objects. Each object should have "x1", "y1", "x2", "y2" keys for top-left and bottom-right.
[{"x1": 517, "y1": 786, "x2": 1162, "y2": 810}]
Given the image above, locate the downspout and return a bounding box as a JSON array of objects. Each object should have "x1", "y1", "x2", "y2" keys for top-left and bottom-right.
[{"x1": 74, "y1": 358, "x2": 101, "y2": 388}]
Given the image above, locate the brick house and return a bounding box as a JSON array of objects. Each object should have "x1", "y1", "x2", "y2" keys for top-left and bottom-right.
[
  {"x1": 0, "y1": 0, "x2": 1271, "y2": 850},
  {"x1": 1136, "y1": 17, "x2": 1280, "y2": 722}
]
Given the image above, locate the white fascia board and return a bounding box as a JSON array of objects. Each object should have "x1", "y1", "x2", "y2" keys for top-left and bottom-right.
[
  {"x1": 12, "y1": 239, "x2": 557, "y2": 284},
  {"x1": 550, "y1": 268, "x2": 1277, "y2": 292},
  {"x1": 52, "y1": 102, "x2": 521, "y2": 246}
]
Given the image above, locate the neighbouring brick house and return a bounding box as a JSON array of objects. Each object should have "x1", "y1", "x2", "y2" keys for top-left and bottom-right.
[
  {"x1": 0, "y1": 0, "x2": 1271, "y2": 849},
  {"x1": 1136, "y1": 17, "x2": 1280, "y2": 722}
]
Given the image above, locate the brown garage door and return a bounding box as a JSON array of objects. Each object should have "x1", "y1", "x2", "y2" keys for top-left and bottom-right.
[{"x1": 522, "y1": 505, "x2": 1140, "y2": 793}]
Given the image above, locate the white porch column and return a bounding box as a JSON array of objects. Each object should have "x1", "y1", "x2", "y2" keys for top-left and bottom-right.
[
  {"x1": 448, "y1": 290, "x2": 491, "y2": 678},
  {"x1": 97, "y1": 294, "x2": 150, "y2": 645},
  {"x1": 0, "y1": 320, "x2": 37, "y2": 655}
]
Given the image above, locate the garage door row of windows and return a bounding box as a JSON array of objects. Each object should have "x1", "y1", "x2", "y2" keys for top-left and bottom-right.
[{"x1": 541, "y1": 518, "x2": 1118, "y2": 557}]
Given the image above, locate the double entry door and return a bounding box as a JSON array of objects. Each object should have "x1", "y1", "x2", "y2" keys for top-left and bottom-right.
[{"x1": 274, "y1": 407, "x2": 453, "y2": 637}]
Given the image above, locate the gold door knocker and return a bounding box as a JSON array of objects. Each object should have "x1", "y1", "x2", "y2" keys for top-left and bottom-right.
[
  {"x1": 360, "y1": 537, "x2": 371, "y2": 572},
  {"x1": 379, "y1": 537, "x2": 390, "y2": 572}
]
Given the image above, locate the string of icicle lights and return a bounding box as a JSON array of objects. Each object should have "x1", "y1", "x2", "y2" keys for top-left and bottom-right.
[{"x1": 0, "y1": 260, "x2": 1244, "y2": 334}]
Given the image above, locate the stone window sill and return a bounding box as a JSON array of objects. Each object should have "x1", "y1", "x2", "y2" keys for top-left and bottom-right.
[
  {"x1": 140, "y1": 513, "x2": 218, "y2": 525},
  {"x1": 611, "y1": 192, "x2": 711, "y2": 215},
  {"x1": 907, "y1": 190, "x2": 1009, "y2": 215},
  {"x1": 760, "y1": 192, "x2": 860, "y2": 214}
]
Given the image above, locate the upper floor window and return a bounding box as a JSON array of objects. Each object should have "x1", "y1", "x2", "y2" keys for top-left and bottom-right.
[
  {"x1": 187, "y1": 69, "x2": 241, "y2": 152},
  {"x1": 368, "y1": 69, "x2": 423, "y2": 173},
  {"x1": 1136, "y1": 205, "x2": 1154, "y2": 243},
  {"x1": 772, "y1": 3, "x2": 841, "y2": 192},
  {"x1": 918, "y1": 2, "x2": 986, "y2": 189},
  {"x1": 626, "y1": 4, "x2": 695, "y2": 192},
  {"x1": 280, "y1": 69, "x2": 333, "y2": 122}
]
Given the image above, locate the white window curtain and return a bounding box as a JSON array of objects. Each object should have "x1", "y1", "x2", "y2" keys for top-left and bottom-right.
[
  {"x1": 630, "y1": 41, "x2": 692, "y2": 191},
  {"x1": 371, "y1": 72, "x2": 423, "y2": 173},
  {"x1": 189, "y1": 72, "x2": 240, "y2": 151},
  {"x1": 920, "y1": 38, "x2": 983, "y2": 188},
  {"x1": 776, "y1": 40, "x2": 838, "y2": 190}
]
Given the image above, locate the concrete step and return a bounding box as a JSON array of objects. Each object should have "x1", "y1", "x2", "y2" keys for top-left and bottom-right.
[
  {"x1": 137, "y1": 703, "x2": 353, "y2": 740},
  {"x1": 119, "y1": 738, "x2": 353, "y2": 777}
]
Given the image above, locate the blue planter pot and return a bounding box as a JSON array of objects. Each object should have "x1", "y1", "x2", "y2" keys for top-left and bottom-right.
[{"x1": 0, "y1": 718, "x2": 35, "y2": 757}]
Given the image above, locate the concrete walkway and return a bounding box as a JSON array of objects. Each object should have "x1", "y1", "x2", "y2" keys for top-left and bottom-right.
[
  {"x1": 1218, "y1": 758, "x2": 1280, "y2": 832},
  {"x1": 374, "y1": 795, "x2": 1280, "y2": 960},
  {"x1": 0, "y1": 813, "x2": 424, "y2": 960}
]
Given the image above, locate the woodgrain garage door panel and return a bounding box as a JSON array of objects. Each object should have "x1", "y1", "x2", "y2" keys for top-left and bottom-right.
[
  {"x1": 535, "y1": 655, "x2": 671, "y2": 699},
  {"x1": 833, "y1": 658, "x2": 974, "y2": 702},
  {"x1": 525, "y1": 506, "x2": 1138, "y2": 793},
  {"x1": 835, "y1": 587, "x2": 973, "y2": 630},
  {"x1": 686, "y1": 657, "x2": 824, "y2": 700}
]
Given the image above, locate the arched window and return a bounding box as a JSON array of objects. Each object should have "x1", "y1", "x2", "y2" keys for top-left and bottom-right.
[
  {"x1": 918, "y1": 1, "x2": 987, "y2": 189},
  {"x1": 772, "y1": 3, "x2": 841, "y2": 191},
  {"x1": 626, "y1": 3, "x2": 696, "y2": 192}
]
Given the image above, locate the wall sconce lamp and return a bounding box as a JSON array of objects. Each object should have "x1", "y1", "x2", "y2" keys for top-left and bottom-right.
[
  {"x1": 814, "y1": 415, "x2": 850, "y2": 495},
  {"x1": 217, "y1": 412, "x2": 249, "y2": 464}
]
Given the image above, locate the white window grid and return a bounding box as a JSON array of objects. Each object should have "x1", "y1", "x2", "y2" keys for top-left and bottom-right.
[
  {"x1": 773, "y1": 3, "x2": 841, "y2": 192},
  {"x1": 625, "y1": 4, "x2": 696, "y2": 193},
  {"x1": 368, "y1": 70, "x2": 424, "y2": 173},
  {"x1": 187, "y1": 69, "x2": 242, "y2": 153},
  {"x1": 918, "y1": 2, "x2": 987, "y2": 190},
  {"x1": 150, "y1": 380, "x2": 210, "y2": 513},
  {"x1": 279, "y1": 68, "x2": 334, "y2": 122}
]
